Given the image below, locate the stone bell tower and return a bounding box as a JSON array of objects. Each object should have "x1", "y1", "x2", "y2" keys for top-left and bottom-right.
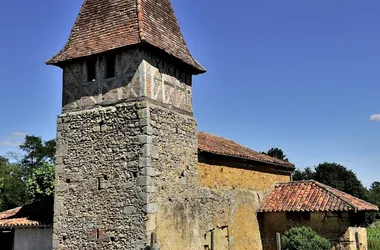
[{"x1": 47, "y1": 0, "x2": 205, "y2": 249}]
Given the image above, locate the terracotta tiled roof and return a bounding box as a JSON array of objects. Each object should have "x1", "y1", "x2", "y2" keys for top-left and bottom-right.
[
  {"x1": 259, "y1": 180, "x2": 379, "y2": 212},
  {"x1": 46, "y1": 0, "x2": 205, "y2": 73},
  {"x1": 197, "y1": 132, "x2": 294, "y2": 169},
  {"x1": 0, "y1": 207, "x2": 40, "y2": 228},
  {"x1": 0, "y1": 199, "x2": 53, "y2": 228}
]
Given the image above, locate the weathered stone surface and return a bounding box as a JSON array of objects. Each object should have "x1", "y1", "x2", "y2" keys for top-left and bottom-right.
[{"x1": 53, "y1": 103, "x2": 148, "y2": 250}]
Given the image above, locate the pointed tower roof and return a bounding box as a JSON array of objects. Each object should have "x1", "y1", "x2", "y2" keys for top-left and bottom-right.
[{"x1": 46, "y1": 0, "x2": 205, "y2": 74}]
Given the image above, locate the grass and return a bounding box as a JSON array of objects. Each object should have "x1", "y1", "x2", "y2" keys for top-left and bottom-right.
[{"x1": 368, "y1": 221, "x2": 380, "y2": 250}]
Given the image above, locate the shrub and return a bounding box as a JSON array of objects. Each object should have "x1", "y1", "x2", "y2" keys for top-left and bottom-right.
[
  {"x1": 368, "y1": 222, "x2": 380, "y2": 250},
  {"x1": 282, "y1": 226, "x2": 331, "y2": 250}
]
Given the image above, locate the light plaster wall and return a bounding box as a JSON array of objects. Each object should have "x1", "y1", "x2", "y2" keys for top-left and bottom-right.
[
  {"x1": 198, "y1": 163, "x2": 290, "y2": 192},
  {"x1": 344, "y1": 227, "x2": 367, "y2": 250},
  {"x1": 14, "y1": 228, "x2": 53, "y2": 250}
]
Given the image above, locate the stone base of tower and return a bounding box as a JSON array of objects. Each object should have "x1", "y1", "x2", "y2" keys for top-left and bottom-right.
[
  {"x1": 53, "y1": 101, "x2": 150, "y2": 249},
  {"x1": 53, "y1": 99, "x2": 266, "y2": 250},
  {"x1": 53, "y1": 99, "x2": 203, "y2": 249}
]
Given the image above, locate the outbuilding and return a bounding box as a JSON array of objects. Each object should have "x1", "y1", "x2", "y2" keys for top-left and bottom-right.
[
  {"x1": 258, "y1": 180, "x2": 378, "y2": 250},
  {"x1": 0, "y1": 200, "x2": 53, "y2": 250}
]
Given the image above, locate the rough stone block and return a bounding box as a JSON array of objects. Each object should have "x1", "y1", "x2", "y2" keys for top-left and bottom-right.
[
  {"x1": 123, "y1": 206, "x2": 137, "y2": 215},
  {"x1": 144, "y1": 203, "x2": 158, "y2": 214},
  {"x1": 141, "y1": 167, "x2": 156, "y2": 177},
  {"x1": 139, "y1": 119, "x2": 149, "y2": 127},
  {"x1": 55, "y1": 157, "x2": 63, "y2": 165},
  {"x1": 136, "y1": 176, "x2": 151, "y2": 186},
  {"x1": 140, "y1": 144, "x2": 152, "y2": 157},
  {"x1": 57, "y1": 123, "x2": 63, "y2": 132},
  {"x1": 54, "y1": 201, "x2": 64, "y2": 216},
  {"x1": 146, "y1": 186, "x2": 157, "y2": 193},
  {"x1": 56, "y1": 144, "x2": 68, "y2": 158},
  {"x1": 151, "y1": 146, "x2": 159, "y2": 159},
  {"x1": 138, "y1": 109, "x2": 150, "y2": 119},
  {"x1": 143, "y1": 126, "x2": 153, "y2": 135},
  {"x1": 55, "y1": 164, "x2": 65, "y2": 174},
  {"x1": 56, "y1": 183, "x2": 69, "y2": 192},
  {"x1": 146, "y1": 213, "x2": 156, "y2": 232},
  {"x1": 139, "y1": 157, "x2": 152, "y2": 167},
  {"x1": 138, "y1": 135, "x2": 152, "y2": 144}
]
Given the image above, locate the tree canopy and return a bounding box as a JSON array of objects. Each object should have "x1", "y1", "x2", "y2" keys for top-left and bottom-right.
[
  {"x1": 20, "y1": 135, "x2": 55, "y2": 167},
  {"x1": 0, "y1": 135, "x2": 55, "y2": 211},
  {"x1": 293, "y1": 162, "x2": 369, "y2": 201},
  {"x1": 0, "y1": 160, "x2": 28, "y2": 211},
  {"x1": 262, "y1": 148, "x2": 289, "y2": 162},
  {"x1": 369, "y1": 182, "x2": 380, "y2": 209}
]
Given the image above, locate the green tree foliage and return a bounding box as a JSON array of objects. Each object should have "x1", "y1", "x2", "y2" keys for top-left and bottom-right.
[
  {"x1": 0, "y1": 160, "x2": 29, "y2": 211},
  {"x1": 262, "y1": 148, "x2": 289, "y2": 162},
  {"x1": 369, "y1": 182, "x2": 380, "y2": 206},
  {"x1": 0, "y1": 156, "x2": 8, "y2": 166},
  {"x1": 314, "y1": 162, "x2": 368, "y2": 200},
  {"x1": 0, "y1": 135, "x2": 56, "y2": 211},
  {"x1": 19, "y1": 136, "x2": 55, "y2": 202},
  {"x1": 368, "y1": 182, "x2": 380, "y2": 220},
  {"x1": 292, "y1": 162, "x2": 368, "y2": 201},
  {"x1": 19, "y1": 135, "x2": 56, "y2": 167},
  {"x1": 282, "y1": 227, "x2": 331, "y2": 250},
  {"x1": 27, "y1": 163, "x2": 55, "y2": 201},
  {"x1": 292, "y1": 167, "x2": 315, "y2": 181}
]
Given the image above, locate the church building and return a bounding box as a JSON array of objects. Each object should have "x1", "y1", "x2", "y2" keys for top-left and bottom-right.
[{"x1": 44, "y1": 0, "x2": 377, "y2": 249}]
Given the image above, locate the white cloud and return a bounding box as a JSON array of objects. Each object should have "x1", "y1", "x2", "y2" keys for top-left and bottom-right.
[
  {"x1": 0, "y1": 140, "x2": 22, "y2": 147},
  {"x1": 370, "y1": 114, "x2": 380, "y2": 122},
  {"x1": 9, "y1": 132, "x2": 26, "y2": 138},
  {"x1": 0, "y1": 132, "x2": 26, "y2": 147}
]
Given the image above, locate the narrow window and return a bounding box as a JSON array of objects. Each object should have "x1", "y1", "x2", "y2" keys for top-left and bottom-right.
[
  {"x1": 96, "y1": 229, "x2": 100, "y2": 240},
  {"x1": 105, "y1": 54, "x2": 116, "y2": 78},
  {"x1": 87, "y1": 58, "x2": 96, "y2": 82},
  {"x1": 97, "y1": 177, "x2": 102, "y2": 190}
]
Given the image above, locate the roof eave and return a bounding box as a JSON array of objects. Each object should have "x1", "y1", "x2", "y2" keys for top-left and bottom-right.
[
  {"x1": 0, "y1": 224, "x2": 52, "y2": 229},
  {"x1": 46, "y1": 43, "x2": 207, "y2": 75},
  {"x1": 199, "y1": 149, "x2": 295, "y2": 170}
]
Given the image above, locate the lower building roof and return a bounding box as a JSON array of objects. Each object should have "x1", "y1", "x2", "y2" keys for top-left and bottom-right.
[
  {"x1": 259, "y1": 180, "x2": 379, "y2": 213},
  {"x1": 0, "y1": 207, "x2": 40, "y2": 228},
  {"x1": 197, "y1": 132, "x2": 294, "y2": 169},
  {"x1": 0, "y1": 199, "x2": 53, "y2": 228}
]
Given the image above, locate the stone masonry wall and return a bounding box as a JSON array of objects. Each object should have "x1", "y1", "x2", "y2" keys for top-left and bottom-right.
[
  {"x1": 54, "y1": 102, "x2": 150, "y2": 249},
  {"x1": 137, "y1": 102, "x2": 268, "y2": 250}
]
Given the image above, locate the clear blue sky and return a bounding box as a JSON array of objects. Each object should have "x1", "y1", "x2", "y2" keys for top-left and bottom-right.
[{"x1": 0, "y1": 0, "x2": 379, "y2": 186}]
